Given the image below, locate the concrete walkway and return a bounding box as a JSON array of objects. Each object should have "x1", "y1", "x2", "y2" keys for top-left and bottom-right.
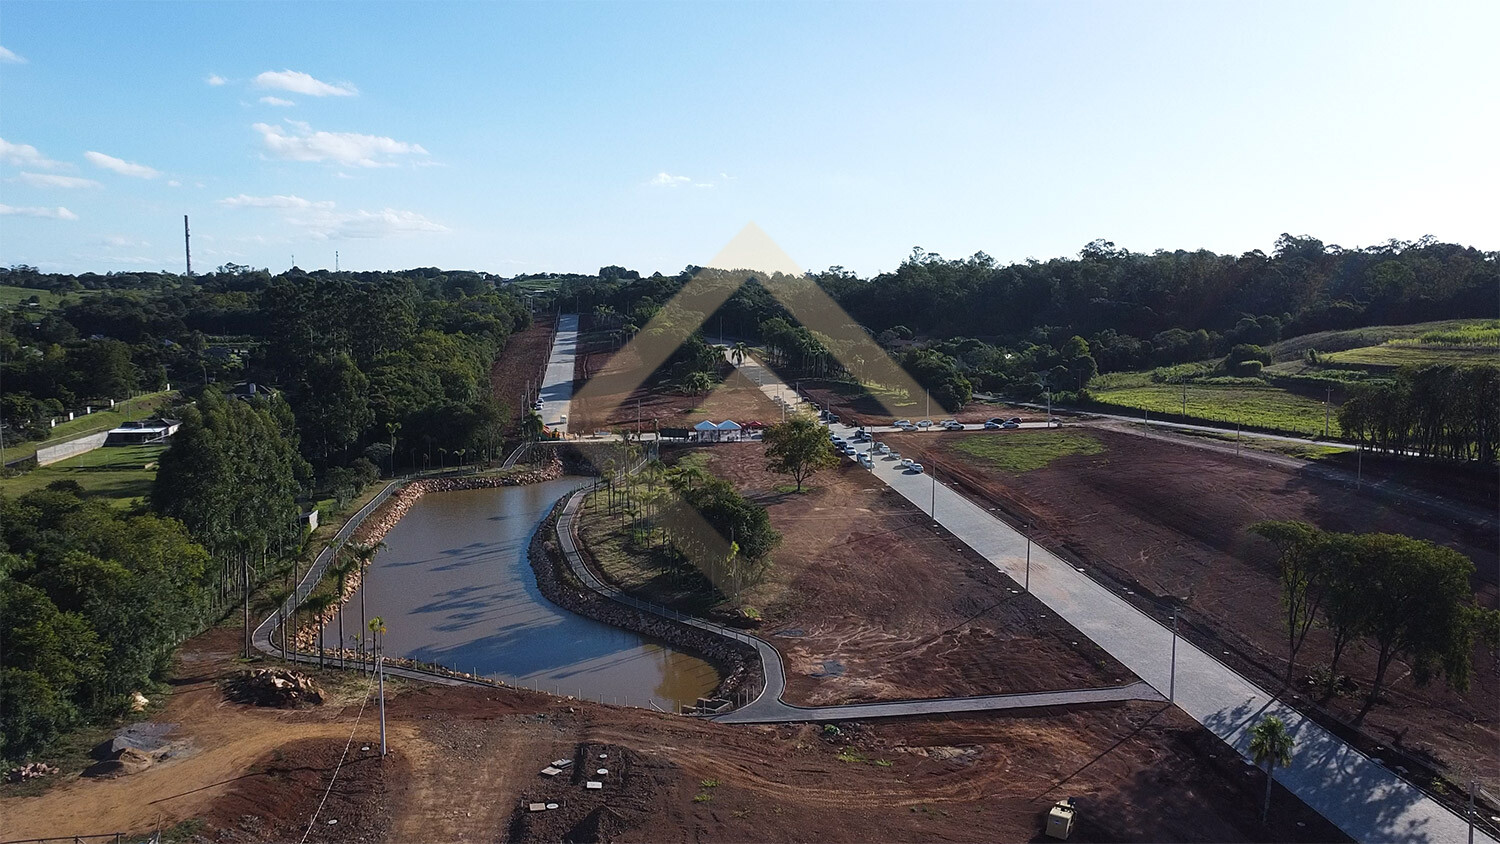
[
  {"x1": 539, "y1": 313, "x2": 578, "y2": 433},
  {"x1": 828, "y1": 418, "x2": 1492, "y2": 844},
  {"x1": 555, "y1": 490, "x2": 1164, "y2": 724}
]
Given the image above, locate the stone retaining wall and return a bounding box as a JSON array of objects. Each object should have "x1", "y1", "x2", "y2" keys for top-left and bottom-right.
[{"x1": 527, "y1": 497, "x2": 763, "y2": 705}]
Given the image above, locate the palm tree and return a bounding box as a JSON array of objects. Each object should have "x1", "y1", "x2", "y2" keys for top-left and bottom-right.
[
  {"x1": 347, "y1": 540, "x2": 387, "y2": 668},
  {"x1": 303, "y1": 593, "x2": 337, "y2": 670},
  {"x1": 730, "y1": 341, "x2": 748, "y2": 367},
  {"x1": 257, "y1": 586, "x2": 292, "y2": 660},
  {"x1": 522, "y1": 411, "x2": 545, "y2": 442},
  {"x1": 1249, "y1": 715, "x2": 1296, "y2": 825},
  {"x1": 386, "y1": 421, "x2": 402, "y2": 476},
  {"x1": 329, "y1": 554, "x2": 359, "y2": 669}
]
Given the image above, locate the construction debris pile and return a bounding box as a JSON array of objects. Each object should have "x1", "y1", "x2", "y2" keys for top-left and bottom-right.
[
  {"x1": 225, "y1": 667, "x2": 325, "y2": 707},
  {"x1": 5, "y1": 762, "x2": 58, "y2": 782}
]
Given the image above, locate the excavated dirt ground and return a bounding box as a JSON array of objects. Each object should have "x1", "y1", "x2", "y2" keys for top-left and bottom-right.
[
  {"x1": 673, "y1": 443, "x2": 1130, "y2": 706},
  {"x1": 569, "y1": 335, "x2": 787, "y2": 435},
  {"x1": 490, "y1": 315, "x2": 556, "y2": 437},
  {"x1": 1, "y1": 629, "x2": 1347, "y2": 843},
  {"x1": 884, "y1": 425, "x2": 1500, "y2": 799}
]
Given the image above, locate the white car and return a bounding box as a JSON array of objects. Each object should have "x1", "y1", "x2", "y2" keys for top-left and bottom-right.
[
  {"x1": 1001, "y1": 421, "x2": 1020, "y2": 429},
  {"x1": 894, "y1": 419, "x2": 912, "y2": 428},
  {"x1": 984, "y1": 420, "x2": 1001, "y2": 430},
  {"x1": 942, "y1": 420, "x2": 964, "y2": 431},
  {"x1": 899, "y1": 458, "x2": 914, "y2": 469},
  {"x1": 909, "y1": 462, "x2": 925, "y2": 474},
  {"x1": 917, "y1": 419, "x2": 933, "y2": 429},
  {"x1": 875, "y1": 442, "x2": 890, "y2": 454}
]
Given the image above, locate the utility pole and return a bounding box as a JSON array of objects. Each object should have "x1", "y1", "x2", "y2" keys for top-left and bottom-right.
[
  {"x1": 183, "y1": 215, "x2": 192, "y2": 277},
  {"x1": 1324, "y1": 386, "x2": 1332, "y2": 438},
  {"x1": 1236, "y1": 423, "x2": 1242, "y2": 457},
  {"x1": 930, "y1": 466, "x2": 936, "y2": 517},
  {"x1": 1181, "y1": 384, "x2": 1187, "y2": 418}
]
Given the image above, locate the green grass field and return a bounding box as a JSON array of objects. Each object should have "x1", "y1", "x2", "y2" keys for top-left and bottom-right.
[
  {"x1": 949, "y1": 429, "x2": 1104, "y2": 473},
  {"x1": 0, "y1": 284, "x2": 80, "y2": 310},
  {"x1": 0, "y1": 443, "x2": 165, "y2": 506},
  {"x1": 1270, "y1": 318, "x2": 1496, "y2": 361},
  {"x1": 1, "y1": 391, "x2": 177, "y2": 465},
  {"x1": 1090, "y1": 381, "x2": 1339, "y2": 437},
  {"x1": 1324, "y1": 343, "x2": 1497, "y2": 369}
]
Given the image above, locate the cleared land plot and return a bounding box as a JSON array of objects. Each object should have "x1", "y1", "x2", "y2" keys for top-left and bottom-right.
[
  {"x1": 885, "y1": 426, "x2": 1500, "y2": 798},
  {"x1": 489, "y1": 314, "x2": 556, "y2": 436},
  {"x1": 581, "y1": 442, "x2": 1132, "y2": 706},
  {"x1": 570, "y1": 337, "x2": 786, "y2": 434},
  {"x1": 0, "y1": 627, "x2": 1346, "y2": 844},
  {"x1": 1, "y1": 390, "x2": 176, "y2": 464},
  {"x1": 0, "y1": 443, "x2": 165, "y2": 505},
  {"x1": 793, "y1": 377, "x2": 1040, "y2": 427}
]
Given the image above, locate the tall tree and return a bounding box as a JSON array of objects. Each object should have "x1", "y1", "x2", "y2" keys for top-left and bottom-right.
[
  {"x1": 1248, "y1": 521, "x2": 1327, "y2": 683},
  {"x1": 762, "y1": 415, "x2": 840, "y2": 492}
]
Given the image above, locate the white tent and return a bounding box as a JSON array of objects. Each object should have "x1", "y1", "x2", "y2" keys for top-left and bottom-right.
[
  {"x1": 715, "y1": 420, "x2": 743, "y2": 442},
  {"x1": 692, "y1": 419, "x2": 720, "y2": 442}
]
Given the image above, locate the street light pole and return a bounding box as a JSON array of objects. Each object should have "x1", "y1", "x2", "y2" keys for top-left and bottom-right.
[
  {"x1": 930, "y1": 467, "x2": 936, "y2": 517},
  {"x1": 1024, "y1": 523, "x2": 1032, "y2": 591},
  {"x1": 1169, "y1": 612, "x2": 1179, "y2": 702}
]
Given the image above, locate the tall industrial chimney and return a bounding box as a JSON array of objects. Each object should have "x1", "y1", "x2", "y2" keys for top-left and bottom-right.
[{"x1": 183, "y1": 215, "x2": 192, "y2": 277}]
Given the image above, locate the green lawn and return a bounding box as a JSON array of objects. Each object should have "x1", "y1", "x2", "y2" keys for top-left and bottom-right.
[
  {"x1": 0, "y1": 443, "x2": 165, "y2": 506},
  {"x1": 949, "y1": 429, "x2": 1104, "y2": 474},
  {"x1": 2, "y1": 390, "x2": 176, "y2": 464},
  {"x1": 1090, "y1": 382, "x2": 1339, "y2": 437},
  {"x1": 1270, "y1": 318, "x2": 1495, "y2": 361},
  {"x1": 0, "y1": 284, "x2": 82, "y2": 311}
]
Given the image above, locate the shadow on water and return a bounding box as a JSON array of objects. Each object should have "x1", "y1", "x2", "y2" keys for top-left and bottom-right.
[{"x1": 327, "y1": 477, "x2": 721, "y2": 710}]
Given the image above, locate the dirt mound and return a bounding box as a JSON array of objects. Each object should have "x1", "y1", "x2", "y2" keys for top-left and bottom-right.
[
  {"x1": 225, "y1": 667, "x2": 324, "y2": 707},
  {"x1": 83, "y1": 747, "x2": 154, "y2": 778}
]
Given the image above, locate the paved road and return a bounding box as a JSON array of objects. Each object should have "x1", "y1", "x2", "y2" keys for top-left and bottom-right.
[
  {"x1": 992, "y1": 395, "x2": 1360, "y2": 451},
  {"x1": 555, "y1": 489, "x2": 1161, "y2": 723},
  {"x1": 824, "y1": 417, "x2": 1492, "y2": 844},
  {"x1": 539, "y1": 313, "x2": 578, "y2": 433}
]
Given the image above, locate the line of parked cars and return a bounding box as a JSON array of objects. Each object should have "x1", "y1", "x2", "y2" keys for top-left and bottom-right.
[{"x1": 891, "y1": 416, "x2": 1021, "y2": 431}]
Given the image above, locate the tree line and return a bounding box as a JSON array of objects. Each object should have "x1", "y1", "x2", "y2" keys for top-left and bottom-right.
[
  {"x1": 2, "y1": 484, "x2": 213, "y2": 759},
  {"x1": 1337, "y1": 364, "x2": 1499, "y2": 463},
  {"x1": 1250, "y1": 521, "x2": 1497, "y2": 727}
]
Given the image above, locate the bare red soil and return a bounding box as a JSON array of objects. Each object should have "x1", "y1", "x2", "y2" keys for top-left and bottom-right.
[
  {"x1": 1, "y1": 628, "x2": 1346, "y2": 843},
  {"x1": 793, "y1": 377, "x2": 1040, "y2": 427},
  {"x1": 686, "y1": 443, "x2": 1129, "y2": 706},
  {"x1": 490, "y1": 314, "x2": 556, "y2": 435},
  {"x1": 570, "y1": 336, "x2": 785, "y2": 435},
  {"x1": 886, "y1": 425, "x2": 1500, "y2": 799}
]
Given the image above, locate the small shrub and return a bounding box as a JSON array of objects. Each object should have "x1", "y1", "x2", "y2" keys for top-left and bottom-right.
[
  {"x1": 700, "y1": 778, "x2": 721, "y2": 788},
  {"x1": 693, "y1": 792, "x2": 714, "y2": 803}
]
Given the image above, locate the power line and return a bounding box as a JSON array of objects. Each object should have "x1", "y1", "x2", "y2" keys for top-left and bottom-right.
[{"x1": 301, "y1": 672, "x2": 377, "y2": 842}]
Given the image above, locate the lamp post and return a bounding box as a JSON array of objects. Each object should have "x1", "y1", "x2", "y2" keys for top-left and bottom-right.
[
  {"x1": 1024, "y1": 523, "x2": 1032, "y2": 591},
  {"x1": 930, "y1": 466, "x2": 936, "y2": 517},
  {"x1": 369, "y1": 616, "x2": 388, "y2": 756},
  {"x1": 1169, "y1": 611, "x2": 1180, "y2": 702}
]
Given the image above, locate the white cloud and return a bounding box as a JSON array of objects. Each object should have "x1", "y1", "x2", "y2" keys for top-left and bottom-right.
[
  {"x1": 15, "y1": 172, "x2": 100, "y2": 189},
  {"x1": 649, "y1": 172, "x2": 691, "y2": 188},
  {"x1": 85, "y1": 151, "x2": 161, "y2": 179},
  {"x1": 259, "y1": 96, "x2": 295, "y2": 107},
  {"x1": 218, "y1": 193, "x2": 334, "y2": 209},
  {"x1": 253, "y1": 120, "x2": 428, "y2": 167},
  {"x1": 0, "y1": 204, "x2": 78, "y2": 220},
  {"x1": 254, "y1": 69, "x2": 356, "y2": 97},
  {"x1": 0, "y1": 138, "x2": 65, "y2": 170},
  {"x1": 694, "y1": 183, "x2": 714, "y2": 189},
  {"x1": 104, "y1": 235, "x2": 149, "y2": 248},
  {"x1": 0, "y1": 46, "x2": 25, "y2": 64},
  {"x1": 206, "y1": 74, "x2": 228, "y2": 86},
  {"x1": 167, "y1": 180, "x2": 182, "y2": 187},
  {"x1": 290, "y1": 208, "x2": 447, "y2": 240}
]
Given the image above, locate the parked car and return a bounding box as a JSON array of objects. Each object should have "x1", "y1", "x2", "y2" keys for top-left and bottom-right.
[
  {"x1": 875, "y1": 442, "x2": 890, "y2": 454},
  {"x1": 984, "y1": 420, "x2": 1001, "y2": 430},
  {"x1": 909, "y1": 462, "x2": 925, "y2": 473},
  {"x1": 894, "y1": 419, "x2": 912, "y2": 428},
  {"x1": 942, "y1": 420, "x2": 964, "y2": 431},
  {"x1": 857, "y1": 453, "x2": 874, "y2": 468},
  {"x1": 917, "y1": 419, "x2": 933, "y2": 429},
  {"x1": 1001, "y1": 421, "x2": 1020, "y2": 429},
  {"x1": 899, "y1": 458, "x2": 914, "y2": 469}
]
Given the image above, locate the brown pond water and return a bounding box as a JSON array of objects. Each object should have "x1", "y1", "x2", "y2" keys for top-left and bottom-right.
[{"x1": 326, "y1": 477, "x2": 720, "y2": 710}]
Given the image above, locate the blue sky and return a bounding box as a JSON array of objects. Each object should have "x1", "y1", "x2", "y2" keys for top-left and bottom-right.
[{"x1": 1, "y1": 1, "x2": 1496, "y2": 276}]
